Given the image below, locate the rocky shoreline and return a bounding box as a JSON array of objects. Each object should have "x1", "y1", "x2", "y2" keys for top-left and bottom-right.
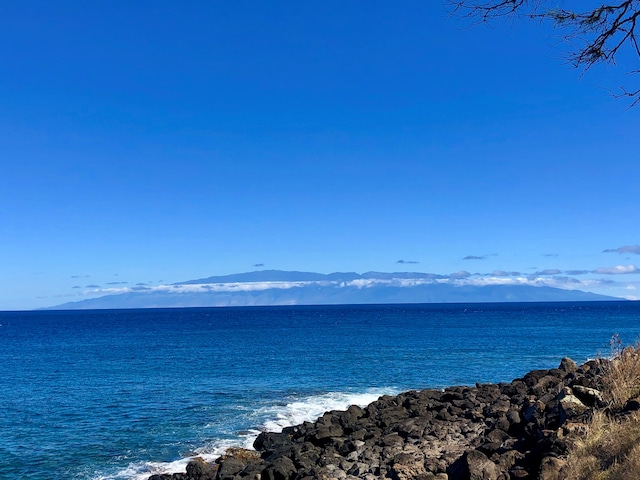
[{"x1": 149, "y1": 357, "x2": 620, "y2": 480}]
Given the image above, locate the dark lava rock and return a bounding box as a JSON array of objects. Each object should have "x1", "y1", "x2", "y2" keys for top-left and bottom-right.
[{"x1": 149, "y1": 357, "x2": 609, "y2": 480}]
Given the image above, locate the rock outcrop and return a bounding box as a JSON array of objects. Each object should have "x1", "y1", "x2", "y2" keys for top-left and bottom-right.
[{"x1": 149, "y1": 357, "x2": 608, "y2": 480}]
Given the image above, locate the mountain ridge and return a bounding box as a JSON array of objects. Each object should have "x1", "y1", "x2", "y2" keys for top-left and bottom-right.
[{"x1": 47, "y1": 269, "x2": 621, "y2": 310}]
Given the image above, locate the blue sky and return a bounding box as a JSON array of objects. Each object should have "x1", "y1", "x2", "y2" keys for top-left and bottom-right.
[{"x1": 1, "y1": 1, "x2": 639, "y2": 310}]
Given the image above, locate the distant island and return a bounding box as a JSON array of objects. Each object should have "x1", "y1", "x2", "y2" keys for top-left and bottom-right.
[{"x1": 48, "y1": 270, "x2": 619, "y2": 310}]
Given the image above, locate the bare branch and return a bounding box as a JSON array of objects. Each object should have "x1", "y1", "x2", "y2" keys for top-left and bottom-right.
[{"x1": 450, "y1": 0, "x2": 640, "y2": 106}]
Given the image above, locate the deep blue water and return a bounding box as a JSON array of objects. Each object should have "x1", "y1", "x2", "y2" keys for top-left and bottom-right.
[{"x1": 1, "y1": 301, "x2": 639, "y2": 479}]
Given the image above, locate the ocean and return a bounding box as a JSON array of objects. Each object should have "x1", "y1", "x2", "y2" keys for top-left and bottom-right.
[{"x1": 1, "y1": 301, "x2": 638, "y2": 480}]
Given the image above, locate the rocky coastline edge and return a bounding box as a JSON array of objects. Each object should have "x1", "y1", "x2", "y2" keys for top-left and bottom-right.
[{"x1": 149, "y1": 356, "x2": 629, "y2": 480}]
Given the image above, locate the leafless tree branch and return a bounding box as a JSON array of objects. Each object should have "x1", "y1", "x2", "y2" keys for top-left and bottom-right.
[{"x1": 450, "y1": 0, "x2": 640, "y2": 106}]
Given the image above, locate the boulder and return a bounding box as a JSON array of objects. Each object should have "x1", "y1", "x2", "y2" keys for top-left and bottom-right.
[
  {"x1": 558, "y1": 357, "x2": 578, "y2": 373},
  {"x1": 262, "y1": 456, "x2": 296, "y2": 480},
  {"x1": 538, "y1": 456, "x2": 566, "y2": 480},
  {"x1": 558, "y1": 388, "x2": 590, "y2": 418},
  {"x1": 571, "y1": 385, "x2": 604, "y2": 407},
  {"x1": 215, "y1": 456, "x2": 244, "y2": 479},
  {"x1": 388, "y1": 451, "x2": 429, "y2": 480},
  {"x1": 254, "y1": 432, "x2": 292, "y2": 458},
  {"x1": 625, "y1": 397, "x2": 640, "y2": 411},
  {"x1": 449, "y1": 450, "x2": 503, "y2": 480},
  {"x1": 185, "y1": 458, "x2": 216, "y2": 480}
]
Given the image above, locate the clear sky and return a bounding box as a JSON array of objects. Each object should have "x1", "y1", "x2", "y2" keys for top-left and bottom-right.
[{"x1": 1, "y1": 1, "x2": 638, "y2": 310}]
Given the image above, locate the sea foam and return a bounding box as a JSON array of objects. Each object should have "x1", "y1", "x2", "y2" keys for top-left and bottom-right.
[{"x1": 100, "y1": 388, "x2": 397, "y2": 480}]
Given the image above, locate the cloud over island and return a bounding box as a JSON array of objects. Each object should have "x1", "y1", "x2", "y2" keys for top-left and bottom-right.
[
  {"x1": 603, "y1": 245, "x2": 640, "y2": 255},
  {"x1": 594, "y1": 265, "x2": 639, "y2": 275},
  {"x1": 77, "y1": 265, "x2": 638, "y2": 300}
]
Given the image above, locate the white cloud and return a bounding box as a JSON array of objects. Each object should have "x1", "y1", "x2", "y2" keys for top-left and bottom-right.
[
  {"x1": 603, "y1": 245, "x2": 640, "y2": 255},
  {"x1": 536, "y1": 269, "x2": 562, "y2": 275},
  {"x1": 79, "y1": 271, "x2": 631, "y2": 299},
  {"x1": 84, "y1": 286, "x2": 132, "y2": 296},
  {"x1": 86, "y1": 281, "x2": 335, "y2": 297},
  {"x1": 593, "y1": 265, "x2": 639, "y2": 275},
  {"x1": 344, "y1": 278, "x2": 435, "y2": 288},
  {"x1": 162, "y1": 281, "x2": 316, "y2": 293},
  {"x1": 83, "y1": 277, "x2": 444, "y2": 297},
  {"x1": 454, "y1": 275, "x2": 606, "y2": 291},
  {"x1": 448, "y1": 271, "x2": 471, "y2": 279}
]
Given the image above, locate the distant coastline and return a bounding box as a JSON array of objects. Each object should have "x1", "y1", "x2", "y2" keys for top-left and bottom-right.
[{"x1": 46, "y1": 269, "x2": 620, "y2": 310}]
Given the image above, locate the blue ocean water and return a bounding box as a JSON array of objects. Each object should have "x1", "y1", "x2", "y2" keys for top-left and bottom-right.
[{"x1": 1, "y1": 301, "x2": 639, "y2": 479}]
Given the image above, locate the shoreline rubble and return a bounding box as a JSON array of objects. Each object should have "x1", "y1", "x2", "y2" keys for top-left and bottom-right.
[{"x1": 149, "y1": 356, "x2": 623, "y2": 480}]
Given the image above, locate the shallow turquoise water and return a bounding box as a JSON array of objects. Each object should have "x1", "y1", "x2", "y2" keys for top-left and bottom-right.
[{"x1": 0, "y1": 302, "x2": 638, "y2": 479}]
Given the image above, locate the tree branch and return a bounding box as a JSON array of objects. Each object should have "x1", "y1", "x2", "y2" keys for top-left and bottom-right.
[{"x1": 450, "y1": 0, "x2": 640, "y2": 106}]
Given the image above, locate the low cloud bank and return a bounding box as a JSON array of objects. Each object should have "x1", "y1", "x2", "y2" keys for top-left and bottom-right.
[
  {"x1": 603, "y1": 245, "x2": 640, "y2": 255},
  {"x1": 81, "y1": 270, "x2": 636, "y2": 298}
]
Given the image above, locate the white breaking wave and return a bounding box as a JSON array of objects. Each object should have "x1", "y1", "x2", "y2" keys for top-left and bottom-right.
[
  {"x1": 253, "y1": 389, "x2": 396, "y2": 435},
  {"x1": 96, "y1": 388, "x2": 397, "y2": 480}
]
